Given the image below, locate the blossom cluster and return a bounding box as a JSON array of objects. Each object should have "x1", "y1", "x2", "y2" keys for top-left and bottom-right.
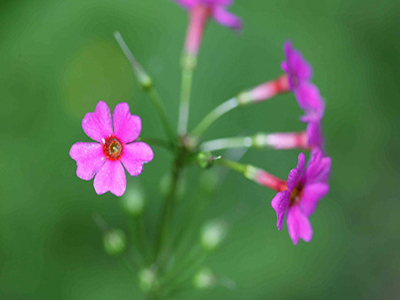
[
  {"x1": 69, "y1": 0, "x2": 332, "y2": 268},
  {"x1": 248, "y1": 42, "x2": 331, "y2": 244}
]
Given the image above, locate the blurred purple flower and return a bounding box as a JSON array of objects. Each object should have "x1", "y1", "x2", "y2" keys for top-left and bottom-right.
[
  {"x1": 271, "y1": 150, "x2": 331, "y2": 245},
  {"x1": 282, "y1": 41, "x2": 325, "y2": 123},
  {"x1": 70, "y1": 101, "x2": 153, "y2": 197}
]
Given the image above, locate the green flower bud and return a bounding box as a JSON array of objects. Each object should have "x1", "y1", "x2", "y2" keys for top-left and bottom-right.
[
  {"x1": 120, "y1": 187, "x2": 145, "y2": 217},
  {"x1": 200, "y1": 220, "x2": 228, "y2": 251},
  {"x1": 103, "y1": 229, "x2": 126, "y2": 256},
  {"x1": 138, "y1": 268, "x2": 159, "y2": 292},
  {"x1": 193, "y1": 267, "x2": 216, "y2": 289}
]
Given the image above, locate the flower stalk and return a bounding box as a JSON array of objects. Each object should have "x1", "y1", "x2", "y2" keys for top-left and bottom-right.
[
  {"x1": 178, "y1": 64, "x2": 195, "y2": 135},
  {"x1": 201, "y1": 132, "x2": 309, "y2": 152},
  {"x1": 191, "y1": 97, "x2": 239, "y2": 138},
  {"x1": 114, "y1": 31, "x2": 176, "y2": 144}
]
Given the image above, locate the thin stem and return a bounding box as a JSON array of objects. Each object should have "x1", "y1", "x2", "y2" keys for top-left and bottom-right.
[
  {"x1": 147, "y1": 88, "x2": 177, "y2": 144},
  {"x1": 132, "y1": 215, "x2": 151, "y2": 264},
  {"x1": 215, "y1": 158, "x2": 247, "y2": 175},
  {"x1": 191, "y1": 97, "x2": 239, "y2": 138},
  {"x1": 154, "y1": 153, "x2": 184, "y2": 265},
  {"x1": 178, "y1": 67, "x2": 194, "y2": 135},
  {"x1": 114, "y1": 31, "x2": 176, "y2": 144},
  {"x1": 201, "y1": 131, "x2": 310, "y2": 152},
  {"x1": 201, "y1": 136, "x2": 254, "y2": 152}
]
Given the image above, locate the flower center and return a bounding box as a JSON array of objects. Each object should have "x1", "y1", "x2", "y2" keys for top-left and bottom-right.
[
  {"x1": 290, "y1": 183, "x2": 303, "y2": 207},
  {"x1": 103, "y1": 136, "x2": 123, "y2": 160}
]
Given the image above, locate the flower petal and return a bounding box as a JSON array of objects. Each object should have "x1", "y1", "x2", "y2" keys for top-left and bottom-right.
[
  {"x1": 295, "y1": 82, "x2": 324, "y2": 121},
  {"x1": 306, "y1": 121, "x2": 325, "y2": 149},
  {"x1": 212, "y1": 6, "x2": 242, "y2": 29},
  {"x1": 69, "y1": 142, "x2": 105, "y2": 180},
  {"x1": 112, "y1": 103, "x2": 142, "y2": 144},
  {"x1": 271, "y1": 191, "x2": 290, "y2": 231},
  {"x1": 306, "y1": 149, "x2": 331, "y2": 183},
  {"x1": 121, "y1": 142, "x2": 154, "y2": 177},
  {"x1": 287, "y1": 153, "x2": 306, "y2": 190},
  {"x1": 82, "y1": 101, "x2": 113, "y2": 142},
  {"x1": 94, "y1": 160, "x2": 126, "y2": 196},
  {"x1": 287, "y1": 206, "x2": 313, "y2": 245},
  {"x1": 300, "y1": 183, "x2": 329, "y2": 216}
]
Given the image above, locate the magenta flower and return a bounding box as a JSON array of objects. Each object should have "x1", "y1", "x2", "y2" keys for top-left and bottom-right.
[
  {"x1": 271, "y1": 150, "x2": 331, "y2": 245},
  {"x1": 306, "y1": 121, "x2": 325, "y2": 150},
  {"x1": 281, "y1": 41, "x2": 325, "y2": 122},
  {"x1": 69, "y1": 101, "x2": 153, "y2": 197},
  {"x1": 176, "y1": 0, "x2": 242, "y2": 56}
]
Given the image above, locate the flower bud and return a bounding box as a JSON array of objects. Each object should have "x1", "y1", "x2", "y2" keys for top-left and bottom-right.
[
  {"x1": 200, "y1": 220, "x2": 228, "y2": 251},
  {"x1": 120, "y1": 186, "x2": 145, "y2": 217},
  {"x1": 103, "y1": 229, "x2": 126, "y2": 256},
  {"x1": 193, "y1": 267, "x2": 217, "y2": 289},
  {"x1": 197, "y1": 152, "x2": 221, "y2": 169},
  {"x1": 197, "y1": 152, "x2": 212, "y2": 169},
  {"x1": 138, "y1": 268, "x2": 159, "y2": 292}
]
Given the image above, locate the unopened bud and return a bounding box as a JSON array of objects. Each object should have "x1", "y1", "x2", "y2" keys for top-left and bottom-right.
[
  {"x1": 193, "y1": 267, "x2": 217, "y2": 289},
  {"x1": 200, "y1": 220, "x2": 228, "y2": 251},
  {"x1": 103, "y1": 229, "x2": 126, "y2": 256},
  {"x1": 120, "y1": 186, "x2": 145, "y2": 217},
  {"x1": 138, "y1": 268, "x2": 159, "y2": 292},
  {"x1": 198, "y1": 152, "x2": 221, "y2": 169}
]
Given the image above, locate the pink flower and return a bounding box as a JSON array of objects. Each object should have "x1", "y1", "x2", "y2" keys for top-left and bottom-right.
[
  {"x1": 271, "y1": 150, "x2": 331, "y2": 245},
  {"x1": 176, "y1": 0, "x2": 242, "y2": 56},
  {"x1": 69, "y1": 101, "x2": 153, "y2": 197},
  {"x1": 281, "y1": 41, "x2": 325, "y2": 122}
]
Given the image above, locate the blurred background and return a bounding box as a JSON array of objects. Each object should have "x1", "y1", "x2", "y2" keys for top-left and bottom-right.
[{"x1": 0, "y1": 0, "x2": 399, "y2": 299}]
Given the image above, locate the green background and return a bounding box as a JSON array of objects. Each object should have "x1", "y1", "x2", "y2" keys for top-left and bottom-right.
[{"x1": 1, "y1": 0, "x2": 399, "y2": 299}]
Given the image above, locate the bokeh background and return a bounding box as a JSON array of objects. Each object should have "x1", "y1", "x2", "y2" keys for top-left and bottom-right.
[{"x1": 1, "y1": 0, "x2": 399, "y2": 299}]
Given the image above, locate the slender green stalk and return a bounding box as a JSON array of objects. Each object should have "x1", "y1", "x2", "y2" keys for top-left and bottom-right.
[
  {"x1": 114, "y1": 31, "x2": 176, "y2": 144},
  {"x1": 178, "y1": 67, "x2": 194, "y2": 135},
  {"x1": 147, "y1": 88, "x2": 177, "y2": 144},
  {"x1": 132, "y1": 215, "x2": 152, "y2": 264},
  {"x1": 163, "y1": 249, "x2": 207, "y2": 292},
  {"x1": 215, "y1": 158, "x2": 247, "y2": 175},
  {"x1": 201, "y1": 136, "x2": 254, "y2": 152},
  {"x1": 154, "y1": 154, "x2": 184, "y2": 265},
  {"x1": 191, "y1": 97, "x2": 239, "y2": 138}
]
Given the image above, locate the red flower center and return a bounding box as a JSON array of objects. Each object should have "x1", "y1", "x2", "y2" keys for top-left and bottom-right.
[
  {"x1": 103, "y1": 136, "x2": 123, "y2": 160},
  {"x1": 290, "y1": 183, "x2": 303, "y2": 207}
]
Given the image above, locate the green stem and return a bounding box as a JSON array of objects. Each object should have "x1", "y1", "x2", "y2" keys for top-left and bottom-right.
[
  {"x1": 178, "y1": 67, "x2": 194, "y2": 135},
  {"x1": 147, "y1": 88, "x2": 177, "y2": 144},
  {"x1": 154, "y1": 153, "x2": 184, "y2": 265},
  {"x1": 133, "y1": 215, "x2": 152, "y2": 264},
  {"x1": 215, "y1": 158, "x2": 247, "y2": 175},
  {"x1": 191, "y1": 97, "x2": 239, "y2": 138},
  {"x1": 114, "y1": 31, "x2": 176, "y2": 144},
  {"x1": 200, "y1": 136, "x2": 255, "y2": 152},
  {"x1": 163, "y1": 249, "x2": 207, "y2": 293}
]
